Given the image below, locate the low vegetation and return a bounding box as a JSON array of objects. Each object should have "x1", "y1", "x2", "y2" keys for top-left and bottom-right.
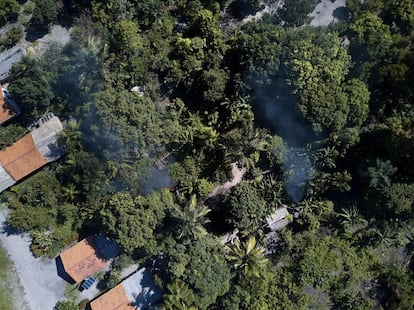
[{"x1": 0, "y1": 245, "x2": 18, "y2": 310}]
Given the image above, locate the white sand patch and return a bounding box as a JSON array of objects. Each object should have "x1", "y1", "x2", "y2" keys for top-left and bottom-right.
[
  {"x1": 0, "y1": 209, "x2": 65, "y2": 310},
  {"x1": 310, "y1": 0, "x2": 346, "y2": 26},
  {"x1": 120, "y1": 264, "x2": 140, "y2": 280}
]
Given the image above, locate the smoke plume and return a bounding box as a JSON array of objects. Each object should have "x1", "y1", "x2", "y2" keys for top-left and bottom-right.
[{"x1": 253, "y1": 78, "x2": 316, "y2": 202}]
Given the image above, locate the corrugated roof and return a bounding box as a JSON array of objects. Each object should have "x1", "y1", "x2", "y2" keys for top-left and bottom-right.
[
  {"x1": 90, "y1": 284, "x2": 136, "y2": 310},
  {"x1": 59, "y1": 236, "x2": 109, "y2": 283},
  {"x1": 0, "y1": 85, "x2": 17, "y2": 124},
  {"x1": 266, "y1": 207, "x2": 290, "y2": 231},
  {"x1": 0, "y1": 134, "x2": 48, "y2": 181}
]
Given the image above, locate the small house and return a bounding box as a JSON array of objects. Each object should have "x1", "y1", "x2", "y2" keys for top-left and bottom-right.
[
  {"x1": 0, "y1": 113, "x2": 64, "y2": 193},
  {"x1": 58, "y1": 235, "x2": 120, "y2": 284},
  {"x1": 90, "y1": 268, "x2": 162, "y2": 310},
  {"x1": 266, "y1": 206, "x2": 291, "y2": 231}
]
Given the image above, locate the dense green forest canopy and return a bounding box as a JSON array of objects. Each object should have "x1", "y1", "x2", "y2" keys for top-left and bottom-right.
[{"x1": 1, "y1": 0, "x2": 414, "y2": 309}]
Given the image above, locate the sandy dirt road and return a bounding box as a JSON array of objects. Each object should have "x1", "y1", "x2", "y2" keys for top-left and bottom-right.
[{"x1": 0, "y1": 209, "x2": 65, "y2": 310}]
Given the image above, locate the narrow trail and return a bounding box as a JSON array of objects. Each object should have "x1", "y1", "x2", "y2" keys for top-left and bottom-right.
[{"x1": 208, "y1": 163, "x2": 246, "y2": 198}]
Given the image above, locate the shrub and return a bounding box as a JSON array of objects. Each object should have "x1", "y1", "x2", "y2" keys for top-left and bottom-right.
[
  {"x1": 23, "y1": 1, "x2": 36, "y2": 15},
  {"x1": 0, "y1": 26, "x2": 23, "y2": 51},
  {"x1": 0, "y1": 0, "x2": 20, "y2": 27}
]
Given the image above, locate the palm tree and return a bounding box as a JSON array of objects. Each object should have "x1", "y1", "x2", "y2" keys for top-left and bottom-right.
[
  {"x1": 61, "y1": 183, "x2": 79, "y2": 203},
  {"x1": 366, "y1": 159, "x2": 397, "y2": 188},
  {"x1": 163, "y1": 280, "x2": 197, "y2": 310},
  {"x1": 225, "y1": 127, "x2": 271, "y2": 171},
  {"x1": 170, "y1": 195, "x2": 210, "y2": 242},
  {"x1": 105, "y1": 159, "x2": 135, "y2": 180},
  {"x1": 371, "y1": 227, "x2": 398, "y2": 247},
  {"x1": 8, "y1": 55, "x2": 36, "y2": 79},
  {"x1": 338, "y1": 206, "x2": 367, "y2": 229},
  {"x1": 310, "y1": 146, "x2": 338, "y2": 169},
  {"x1": 221, "y1": 97, "x2": 254, "y2": 128},
  {"x1": 226, "y1": 236, "x2": 268, "y2": 279},
  {"x1": 330, "y1": 171, "x2": 352, "y2": 192},
  {"x1": 296, "y1": 198, "x2": 318, "y2": 214},
  {"x1": 256, "y1": 173, "x2": 284, "y2": 205},
  {"x1": 59, "y1": 120, "x2": 82, "y2": 151}
]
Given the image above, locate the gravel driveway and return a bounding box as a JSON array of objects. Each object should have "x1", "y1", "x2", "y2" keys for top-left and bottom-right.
[{"x1": 0, "y1": 209, "x2": 66, "y2": 310}]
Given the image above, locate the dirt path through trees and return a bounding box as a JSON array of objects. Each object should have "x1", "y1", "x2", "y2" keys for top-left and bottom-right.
[{"x1": 208, "y1": 163, "x2": 246, "y2": 198}]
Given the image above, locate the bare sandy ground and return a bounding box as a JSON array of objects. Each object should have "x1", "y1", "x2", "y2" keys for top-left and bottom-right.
[
  {"x1": 310, "y1": 0, "x2": 346, "y2": 26},
  {"x1": 241, "y1": 0, "x2": 283, "y2": 25},
  {"x1": 0, "y1": 25, "x2": 72, "y2": 80},
  {"x1": 238, "y1": 0, "x2": 347, "y2": 27},
  {"x1": 26, "y1": 25, "x2": 72, "y2": 57},
  {"x1": 209, "y1": 163, "x2": 246, "y2": 198},
  {"x1": 0, "y1": 209, "x2": 65, "y2": 310}
]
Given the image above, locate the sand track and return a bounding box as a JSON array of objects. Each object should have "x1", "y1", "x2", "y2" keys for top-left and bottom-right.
[{"x1": 0, "y1": 209, "x2": 65, "y2": 310}]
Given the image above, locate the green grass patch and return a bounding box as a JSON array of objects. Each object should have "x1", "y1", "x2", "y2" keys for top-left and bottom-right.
[{"x1": 0, "y1": 245, "x2": 14, "y2": 310}]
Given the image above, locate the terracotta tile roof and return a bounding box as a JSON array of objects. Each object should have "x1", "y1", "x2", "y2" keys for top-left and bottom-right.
[
  {"x1": 90, "y1": 268, "x2": 162, "y2": 310},
  {"x1": 90, "y1": 284, "x2": 136, "y2": 310},
  {"x1": 59, "y1": 236, "x2": 109, "y2": 283},
  {"x1": 0, "y1": 85, "x2": 17, "y2": 124},
  {"x1": 0, "y1": 134, "x2": 48, "y2": 181}
]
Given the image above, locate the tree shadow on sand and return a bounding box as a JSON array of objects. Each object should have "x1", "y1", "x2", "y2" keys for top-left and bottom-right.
[
  {"x1": 0, "y1": 221, "x2": 25, "y2": 236},
  {"x1": 228, "y1": 0, "x2": 265, "y2": 20},
  {"x1": 24, "y1": 24, "x2": 48, "y2": 43},
  {"x1": 332, "y1": 6, "x2": 350, "y2": 23}
]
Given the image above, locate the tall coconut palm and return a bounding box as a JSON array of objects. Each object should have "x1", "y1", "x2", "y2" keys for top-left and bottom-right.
[
  {"x1": 170, "y1": 195, "x2": 211, "y2": 242},
  {"x1": 225, "y1": 127, "x2": 271, "y2": 171},
  {"x1": 105, "y1": 160, "x2": 134, "y2": 180},
  {"x1": 59, "y1": 120, "x2": 82, "y2": 151},
  {"x1": 226, "y1": 236, "x2": 268, "y2": 279},
  {"x1": 163, "y1": 280, "x2": 197, "y2": 310}
]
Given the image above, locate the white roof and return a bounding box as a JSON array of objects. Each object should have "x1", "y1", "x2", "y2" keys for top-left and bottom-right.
[{"x1": 266, "y1": 207, "x2": 290, "y2": 231}]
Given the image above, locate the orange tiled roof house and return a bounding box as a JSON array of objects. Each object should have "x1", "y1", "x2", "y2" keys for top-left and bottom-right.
[
  {"x1": 90, "y1": 268, "x2": 162, "y2": 310},
  {"x1": 58, "y1": 235, "x2": 121, "y2": 284},
  {"x1": 0, "y1": 113, "x2": 64, "y2": 193}
]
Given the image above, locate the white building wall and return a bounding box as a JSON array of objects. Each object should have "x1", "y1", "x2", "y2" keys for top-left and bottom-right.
[{"x1": 0, "y1": 164, "x2": 15, "y2": 193}]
